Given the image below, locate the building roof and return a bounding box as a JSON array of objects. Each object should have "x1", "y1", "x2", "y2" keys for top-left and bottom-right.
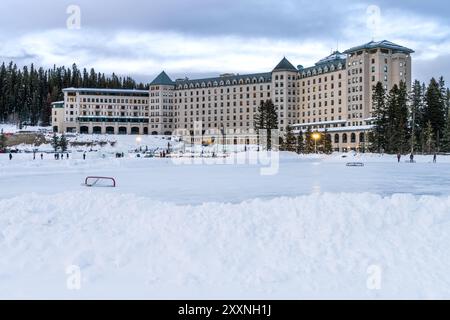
[
  {"x1": 315, "y1": 51, "x2": 347, "y2": 66},
  {"x1": 343, "y1": 40, "x2": 414, "y2": 54},
  {"x1": 62, "y1": 88, "x2": 149, "y2": 95},
  {"x1": 150, "y1": 71, "x2": 175, "y2": 86},
  {"x1": 273, "y1": 57, "x2": 298, "y2": 72},
  {"x1": 174, "y1": 72, "x2": 272, "y2": 88},
  {"x1": 51, "y1": 101, "x2": 65, "y2": 108}
]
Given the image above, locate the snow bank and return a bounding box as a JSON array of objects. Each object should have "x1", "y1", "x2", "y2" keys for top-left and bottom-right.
[
  {"x1": 0, "y1": 192, "x2": 449, "y2": 299},
  {"x1": 0, "y1": 124, "x2": 50, "y2": 134}
]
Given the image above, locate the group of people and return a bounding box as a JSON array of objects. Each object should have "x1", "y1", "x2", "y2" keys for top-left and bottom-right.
[
  {"x1": 53, "y1": 153, "x2": 70, "y2": 160},
  {"x1": 159, "y1": 150, "x2": 168, "y2": 158},
  {"x1": 8, "y1": 152, "x2": 87, "y2": 161},
  {"x1": 397, "y1": 153, "x2": 438, "y2": 163}
]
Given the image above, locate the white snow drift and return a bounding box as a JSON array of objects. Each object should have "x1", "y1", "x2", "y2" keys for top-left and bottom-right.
[{"x1": 0, "y1": 191, "x2": 449, "y2": 299}]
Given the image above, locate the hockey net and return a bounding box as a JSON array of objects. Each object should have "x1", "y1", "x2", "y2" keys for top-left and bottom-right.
[{"x1": 84, "y1": 176, "x2": 116, "y2": 188}]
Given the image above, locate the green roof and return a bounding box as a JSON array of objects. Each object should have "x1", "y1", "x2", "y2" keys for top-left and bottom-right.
[
  {"x1": 150, "y1": 71, "x2": 175, "y2": 86},
  {"x1": 273, "y1": 57, "x2": 298, "y2": 72},
  {"x1": 175, "y1": 72, "x2": 272, "y2": 87},
  {"x1": 344, "y1": 40, "x2": 414, "y2": 54},
  {"x1": 51, "y1": 101, "x2": 65, "y2": 108},
  {"x1": 315, "y1": 51, "x2": 346, "y2": 66}
]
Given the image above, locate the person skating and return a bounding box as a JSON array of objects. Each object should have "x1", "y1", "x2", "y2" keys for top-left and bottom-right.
[
  {"x1": 40, "y1": 153, "x2": 43, "y2": 160},
  {"x1": 397, "y1": 153, "x2": 401, "y2": 163},
  {"x1": 83, "y1": 153, "x2": 86, "y2": 160},
  {"x1": 410, "y1": 153, "x2": 414, "y2": 163},
  {"x1": 9, "y1": 153, "x2": 12, "y2": 161},
  {"x1": 433, "y1": 153, "x2": 437, "y2": 163}
]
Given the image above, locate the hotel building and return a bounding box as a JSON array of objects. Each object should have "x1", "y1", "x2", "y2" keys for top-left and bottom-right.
[{"x1": 53, "y1": 40, "x2": 413, "y2": 152}]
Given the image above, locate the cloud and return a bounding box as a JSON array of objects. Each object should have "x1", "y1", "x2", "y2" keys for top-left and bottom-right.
[
  {"x1": 0, "y1": 0, "x2": 449, "y2": 83},
  {"x1": 0, "y1": 29, "x2": 334, "y2": 77}
]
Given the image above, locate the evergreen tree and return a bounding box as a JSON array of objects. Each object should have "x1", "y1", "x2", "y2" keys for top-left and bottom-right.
[
  {"x1": 51, "y1": 133, "x2": 60, "y2": 152},
  {"x1": 296, "y1": 130, "x2": 304, "y2": 154},
  {"x1": 385, "y1": 83, "x2": 409, "y2": 153},
  {"x1": 370, "y1": 82, "x2": 387, "y2": 153},
  {"x1": 396, "y1": 81, "x2": 410, "y2": 153},
  {"x1": 59, "y1": 134, "x2": 68, "y2": 152},
  {"x1": 254, "y1": 99, "x2": 278, "y2": 150},
  {"x1": 254, "y1": 100, "x2": 266, "y2": 135},
  {"x1": 283, "y1": 125, "x2": 297, "y2": 152},
  {"x1": 279, "y1": 136, "x2": 285, "y2": 150},
  {"x1": 265, "y1": 100, "x2": 279, "y2": 151},
  {"x1": 442, "y1": 109, "x2": 450, "y2": 153},
  {"x1": 0, "y1": 129, "x2": 7, "y2": 151},
  {"x1": 323, "y1": 131, "x2": 333, "y2": 154},
  {"x1": 304, "y1": 127, "x2": 313, "y2": 154},
  {"x1": 423, "y1": 78, "x2": 446, "y2": 146},
  {"x1": 410, "y1": 80, "x2": 424, "y2": 153},
  {"x1": 424, "y1": 121, "x2": 435, "y2": 154}
]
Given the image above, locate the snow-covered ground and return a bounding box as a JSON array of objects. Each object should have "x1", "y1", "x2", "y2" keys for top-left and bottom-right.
[
  {"x1": 1, "y1": 132, "x2": 450, "y2": 299},
  {"x1": 0, "y1": 124, "x2": 50, "y2": 134}
]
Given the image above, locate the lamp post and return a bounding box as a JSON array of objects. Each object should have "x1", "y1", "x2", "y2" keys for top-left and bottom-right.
[
  {"x1": 312, "y1": 132, "x2": 321, "y2": 154},
  {"x1": 221, "y1": 124, "x2": 226, "y2": 155},
  {"x1": 136, "y1": 136, "x2": 142, "y2": 153}
]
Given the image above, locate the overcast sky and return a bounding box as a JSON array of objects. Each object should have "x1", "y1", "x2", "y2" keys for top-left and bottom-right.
[{"x1": 0, "y1": 0, "x2": 449, "y2": 84}]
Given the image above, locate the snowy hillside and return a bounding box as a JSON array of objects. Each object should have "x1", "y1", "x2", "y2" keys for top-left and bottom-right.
[{"x1": 0, "y1": 191, "x2": 449, "y2": 299}]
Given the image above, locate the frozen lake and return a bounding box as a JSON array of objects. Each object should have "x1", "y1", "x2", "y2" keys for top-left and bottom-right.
[{"x1": 1, "y1": 152, "x2": 450, "y2": 204}]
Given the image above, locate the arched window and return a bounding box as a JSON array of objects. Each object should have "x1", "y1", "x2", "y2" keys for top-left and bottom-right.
[
  {"x1": 359, "y1": 132, "x2": 365, "y2": 143},
  {"x1": 351, "y1": 133, "x2": 356, "y2": 143},
  {"x1": 334, "y1": 134, "x2": 340, "y2": 144},
  {"x1": 342, "y1": 133, "x2": 348, "y2": 143}
]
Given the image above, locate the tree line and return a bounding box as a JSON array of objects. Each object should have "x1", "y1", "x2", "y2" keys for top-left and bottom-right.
[
  {"x1": 370, "y1": 78, "x2": 450, "y2": 154},
  {"x1": 0, "y1": 61, "x2": 146, "y2": 127}
]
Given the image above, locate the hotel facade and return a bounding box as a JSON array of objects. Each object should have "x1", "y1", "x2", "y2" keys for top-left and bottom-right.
[{"x1": 52, "y1": 40, "x2": 413, "y2": 152}]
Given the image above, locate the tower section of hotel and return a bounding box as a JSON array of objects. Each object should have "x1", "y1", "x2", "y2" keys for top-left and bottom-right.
[
  {"x1": 344, "y1": 40, "x2": 413, "y2": 126},
  {"x1": 271, "y1": 58, "x2": 301, "y2": 131},
  {"x1": 293, "y1": 40, "x2": 413, "y2": 152},
  {"x1": 149, "y1": 71, "x2": 175, "y2": 135},
  {"x1": 60, "y1": 88, "x2": 149, "y2": 135}
]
